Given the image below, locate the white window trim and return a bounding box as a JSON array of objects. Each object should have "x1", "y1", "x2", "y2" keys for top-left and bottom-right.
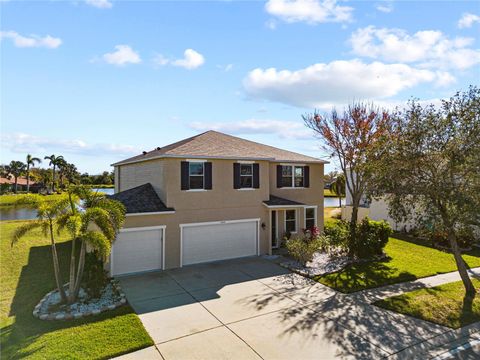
[
  {"x1": 284, "y1": 209, "x2": 297, "y2": 234},
  {"x1": 280, "y1": 165, "x2": 305, "y2": 189},
  {"x1": 188, "y1": 161, "x2": 205, "y2": 190},
  {"x1": 304, "y1": 206, "x2": 318, "y2": 228},
  {"x1": 239, "y1": 163, "x2": 254, "y2": 189},
  {"x1": 271, "y1": 210, "x2": 279, "y2": 249},
  {"x1": 179, "y1": 218, "x2": 260, "y2": 267}
]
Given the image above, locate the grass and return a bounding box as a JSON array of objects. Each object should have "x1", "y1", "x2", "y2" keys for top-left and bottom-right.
[
  {"x1": 324, "y1": 189, "x2": 344, "y2": 197},
  {"x1": 375, "y1": 279, "x2": 480, "y2": 329},
  {"x1": 0, "y1": 193, "x2": 67, "y2": 207},
  {"x1": 0, "y1": 220, "x2": 153, "y2": 359},
  {"x1": 315, "y1": 236, "x2": 480, "y2": 293}
]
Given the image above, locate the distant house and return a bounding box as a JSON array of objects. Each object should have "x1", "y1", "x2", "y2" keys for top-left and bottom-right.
[{"x1": 0, "y1": 176, "x2": 38, "y2": 192}]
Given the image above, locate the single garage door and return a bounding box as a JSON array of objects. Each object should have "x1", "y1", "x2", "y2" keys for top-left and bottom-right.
[
  {"x1": 111, "y1": 226, "x2": 164, "y2": 276},
  {"x1": 181, "y1": 219, "x2": 259, "y2": 266}
]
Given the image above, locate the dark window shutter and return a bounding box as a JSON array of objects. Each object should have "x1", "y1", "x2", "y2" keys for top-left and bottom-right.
[
  {"x1": 181, "y1": 161, "x2": 189, "y2": 190},
  {"x1": 204, "y1": 162, "x2": 212, "y2": 190},
  {"x1": 233, "y1": 163, "x2": 241, "y2": 189},
  {"x1": 253, "y1": 163, "x2": 260, "y2": 189},
  {"x1": 276, "y1": 165, "x2": 283, "y2": 188},
  {"x1": 304, "y1": 166, "x2": 310, "y2": 188}
]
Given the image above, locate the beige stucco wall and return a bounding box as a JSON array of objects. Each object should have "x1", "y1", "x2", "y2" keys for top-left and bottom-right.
[
  {"x1": 110, "y1": 158, "x2": 325, "y2": 270},
  {"x1": 116, "y1": 160, "x2": 167, "y2": 203}
]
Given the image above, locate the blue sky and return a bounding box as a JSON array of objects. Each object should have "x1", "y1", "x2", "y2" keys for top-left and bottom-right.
[{"x1": 1, "y1": 0, "x2": 479, "y2": 174}]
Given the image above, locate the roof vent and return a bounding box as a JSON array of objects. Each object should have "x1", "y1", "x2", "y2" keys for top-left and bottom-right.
[
  {"x1": 142, "y1": 151, "x2": 147, "y2": 155},
  {"x1": 156, "y1": 147, "x2": 161, "y2": 151}
]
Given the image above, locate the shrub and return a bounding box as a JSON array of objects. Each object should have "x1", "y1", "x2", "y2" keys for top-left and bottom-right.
[
  {"x1": 430, "y1": 226, "x2": 476, "y2": 249},
  {"x1": 351, "y1": 218, "x2": 392, "y2": 259},
  {"x1": 323, "y1": 220, "x2": 350, "y2": 252},
  {"x1": 285, "y1": 233, "x2": 323, "y2": 266},
  {"x1": 82, "y1": 251, "x2": 109, "y2": 298}
]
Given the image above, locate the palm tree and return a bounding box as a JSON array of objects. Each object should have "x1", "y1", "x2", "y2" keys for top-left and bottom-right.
[
  {"x1": 13, "y1": 198, "x2": 71, "y2": 302},
  {"x1": 330, "y1": 174, "x2": 346, "y2": 207},
  {"x1": 5, "y1": 161, "x2": 26, "y2": 193},
  {"x1": 25, "y1": 154, "x2": 41, "y2": 193},
  {"x1": 58, "y1": 186, "x2": 125, "y2": 303},
  {"x1": 44, "y1": 154, "x2": 65, "y2": 192}
]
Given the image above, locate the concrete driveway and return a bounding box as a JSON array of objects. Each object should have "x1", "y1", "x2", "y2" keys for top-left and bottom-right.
[{"x1": 117, "y1": 257, "x2": 449, "y2": 360}]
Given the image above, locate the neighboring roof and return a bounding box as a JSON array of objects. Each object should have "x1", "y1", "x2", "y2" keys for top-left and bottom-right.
[
  {"x1": 109, "y1": 183, "x2": 174, "y2": 214},
  {"x1": 0, "y1": 176, "x2": 36, "y2": 186},
  {"x1": 113, "y1": 130, "x2": 327, "y2": 166},
  {"x1": 263, "y1": 195, "x2": 305, "y2": 208}
]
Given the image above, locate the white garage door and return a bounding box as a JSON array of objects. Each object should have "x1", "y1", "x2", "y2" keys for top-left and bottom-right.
[
  {"x1": 111, "y1": 226, "x2": 164, "y2": 276},
  {"x1": 181, "y1": 219, "x2": 258, "y2": 266}
]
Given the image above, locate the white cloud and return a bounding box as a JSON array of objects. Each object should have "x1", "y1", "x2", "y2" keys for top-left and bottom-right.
[
  {"x1": 0, "y1": 30, "x2": 62, "y2": 48},
  {"x1": 102, "y1": 45, "x2": 141, "y2": 66},
  {"x1": 349, "y1": 26, "x2": 480, "y2": 70},
  {"x1": 85, "y1": 0, "x2": 112, "y2": 9},
  {"x1": 265, "y1": 0, "x2": 353, "y2": 24},
  {"x1": 189, "y1": 119, "x2": 311, "y2": 140},
  {"x1": 243, "y1": 59, "x2": 446, "y2": 108},
  {"x1": 216, "y1": 63, "x2": 234, "y2": 72},
  {"x1": 172, "y1": 49, "x2": 205, "y2": 69},
  {"x1": 375, "y1": 2, "x2": 393, "y2": 13},
  {"x1": 1, "y1": 133, "x2": 140, "y2": 157},
  {"x1": 154, "y1": 49, "x2": 205, "y2": 70},
  {"x1": 458, "y1": 13, "x2": 480, "y2": 29}
]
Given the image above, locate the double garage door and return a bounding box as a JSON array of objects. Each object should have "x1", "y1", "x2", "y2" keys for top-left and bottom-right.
[{"x1": 111, "y1": 219, "x2": 259, "y2": 276}]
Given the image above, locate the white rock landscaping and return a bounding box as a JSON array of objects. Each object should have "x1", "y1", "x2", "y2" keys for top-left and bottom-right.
[
  {"x1": 280, "y1": 251, "x2": 353, "y2": 277},
  {"x1": 33, "y1": 280, "x2": 127, "y2": 321}
]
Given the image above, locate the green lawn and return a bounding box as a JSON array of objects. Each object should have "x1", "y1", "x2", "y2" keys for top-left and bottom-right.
[
  {"x1": 315, "y1": 237, "x2": 480, "y2": 293},
  {"x1": 0, "y1": 220, "x2": 153, "y2": 359},
  {"x1": 324, "y1": 189, "x2": 343, "y2": 197},
  {"x1": 375, "y1": 279, "x2": 480, "y2": 329},
  {"x1": 0, "y1": 193, "x2": 67, "y2": 207}
]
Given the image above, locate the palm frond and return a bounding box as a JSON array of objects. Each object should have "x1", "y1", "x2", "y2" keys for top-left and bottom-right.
[
  {"x1": 12, "y1": 220, "x2": 43, "y2": 246},
  {"x1": 80, "y1": 231, "x2": 111, "y2": 260}
]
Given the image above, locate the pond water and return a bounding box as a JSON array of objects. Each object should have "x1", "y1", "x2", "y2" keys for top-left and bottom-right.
[
  {"x1": 0, "y1": 188, "x2": 115, "y2": 221},
  {"x1": 1, "y1": 190, "x2": 342, "y2": 221}
]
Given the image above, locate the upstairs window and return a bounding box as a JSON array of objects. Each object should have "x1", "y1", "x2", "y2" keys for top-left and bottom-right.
[
  {"x1": 240, "y1": 164, "x2": 253, "y2": 188},
  {"x1": 279, "y1": 165, "x2": 307, "y2": 188},
  {"x1": 189, "y1": 162, "x2": 204, "y2": 189}
]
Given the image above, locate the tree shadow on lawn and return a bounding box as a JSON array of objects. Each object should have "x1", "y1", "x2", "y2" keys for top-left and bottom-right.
[
  {"x1": 317, "y1": 259, "x2": 418, "y2": 294},
  {"x1": 1, "y1": 241, "x2": 141, "y2": 359}
]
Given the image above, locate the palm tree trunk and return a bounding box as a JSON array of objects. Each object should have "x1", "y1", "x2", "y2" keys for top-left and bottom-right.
[
  {"x1": 67, "y1": 237, "x2": 77, "y2": 304},
  {"x1": 448, "y1": 230, "x2": 476, "y2": 297},
  {"x1": 52, "y1": 166, "x2": 56, "y2": 192},
  {"x1": 49, "y1": 221, "x2": 67, "y2": 302},
  {"x1": 26, "y1": 166, "x2": 30, "y2": 193},
  {"x1": 14, "y1": 177, "x2": 18, "y2": 194},
  {"x1": 73, "y1": 240, "x2": 87, "y2": 300}
]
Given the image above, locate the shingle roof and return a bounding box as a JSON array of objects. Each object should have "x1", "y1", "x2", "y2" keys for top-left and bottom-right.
[
  {"x1": 109, "y1": 183, "x2": 174, "y2": 214},
  {"x1": 112, "y1": 130, "x2": 327, "y2": 166},
  {"x1": 263, "y1": 195, "x2": 305, "y2": 207}
]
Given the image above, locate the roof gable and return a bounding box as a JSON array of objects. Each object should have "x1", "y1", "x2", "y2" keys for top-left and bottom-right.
[{"x1": 113, "y1": 131, "x2": 326, "y2": 166}]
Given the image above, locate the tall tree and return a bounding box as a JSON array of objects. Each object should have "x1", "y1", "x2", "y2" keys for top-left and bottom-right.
[
  {"x1": 370, "y1": 87, "x2": 480, "y2": 297},
  {"x1": 25, "y1": 154, "x2": 41, "y2": 193},
  {"x1": 4, "y1": 161, "x2": 26, "y2": 193},
  {"x1": 44, "y1": 154, "x2": 65, "y2": 192},
  {"x1": 303, "y1": 103, "x2": 391, "y2": 247},
  {"x1": 13, "y1": 198, "x2": 70, "y2": 302},
  {"x1": 330, "y1": 174, "x2": 346, "y2": 207}
]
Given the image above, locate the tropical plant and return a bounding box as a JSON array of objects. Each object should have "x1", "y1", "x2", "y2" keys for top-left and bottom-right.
[
  {"x1": 25, "y1": 154, "x2": 41, "y2": 193},
  {"x1": 44, "y1": 154, "x2": 65, "y2": 192},
  {"x1": 13, "y1": 197, "x2": 71, "y2": 302},
  {"x1": 57, "y1": 186, "x2": 125, "y2": 303},
  {"x1": 369, "y1": 87, "x2": 480, "y2": 297},
  {"x1": 286, "y1": 233, "x2": 323, "y2": 266},
  {"x1": 4, "y1": 161, "x2": 26, "y2": 193},
  {"x1": 330, "y1": 174, "x2": 346, "y2": 207},
  {"x1": 12, "y1": 186, "x2": 126, "y2": 305}
]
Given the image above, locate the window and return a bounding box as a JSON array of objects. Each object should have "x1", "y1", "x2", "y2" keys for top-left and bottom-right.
[
  {"x1": 285, "y1": 210, "x2": 296, "y2": 234},
  {"x1": 240, "y1": 164, "x2": 253, "y2": 188},
  {"x1": 189, "y1": 162, "x2": 204, "y2": 189},
  {"x1": 281, "y1": 165, "x2": 305, "y2": 188},
  {"x1": 305, "y1": 207, "x2": 316, "y2": 229}
]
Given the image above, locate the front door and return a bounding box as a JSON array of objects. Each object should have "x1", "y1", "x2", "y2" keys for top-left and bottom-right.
[{"x1": 271, "y1": 211, "x2": 278, "y2": 248}]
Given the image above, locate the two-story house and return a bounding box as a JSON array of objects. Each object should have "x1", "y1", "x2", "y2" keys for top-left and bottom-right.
[{"x1": 107, "y1": 130, "x2": 327, "y2": 275}]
